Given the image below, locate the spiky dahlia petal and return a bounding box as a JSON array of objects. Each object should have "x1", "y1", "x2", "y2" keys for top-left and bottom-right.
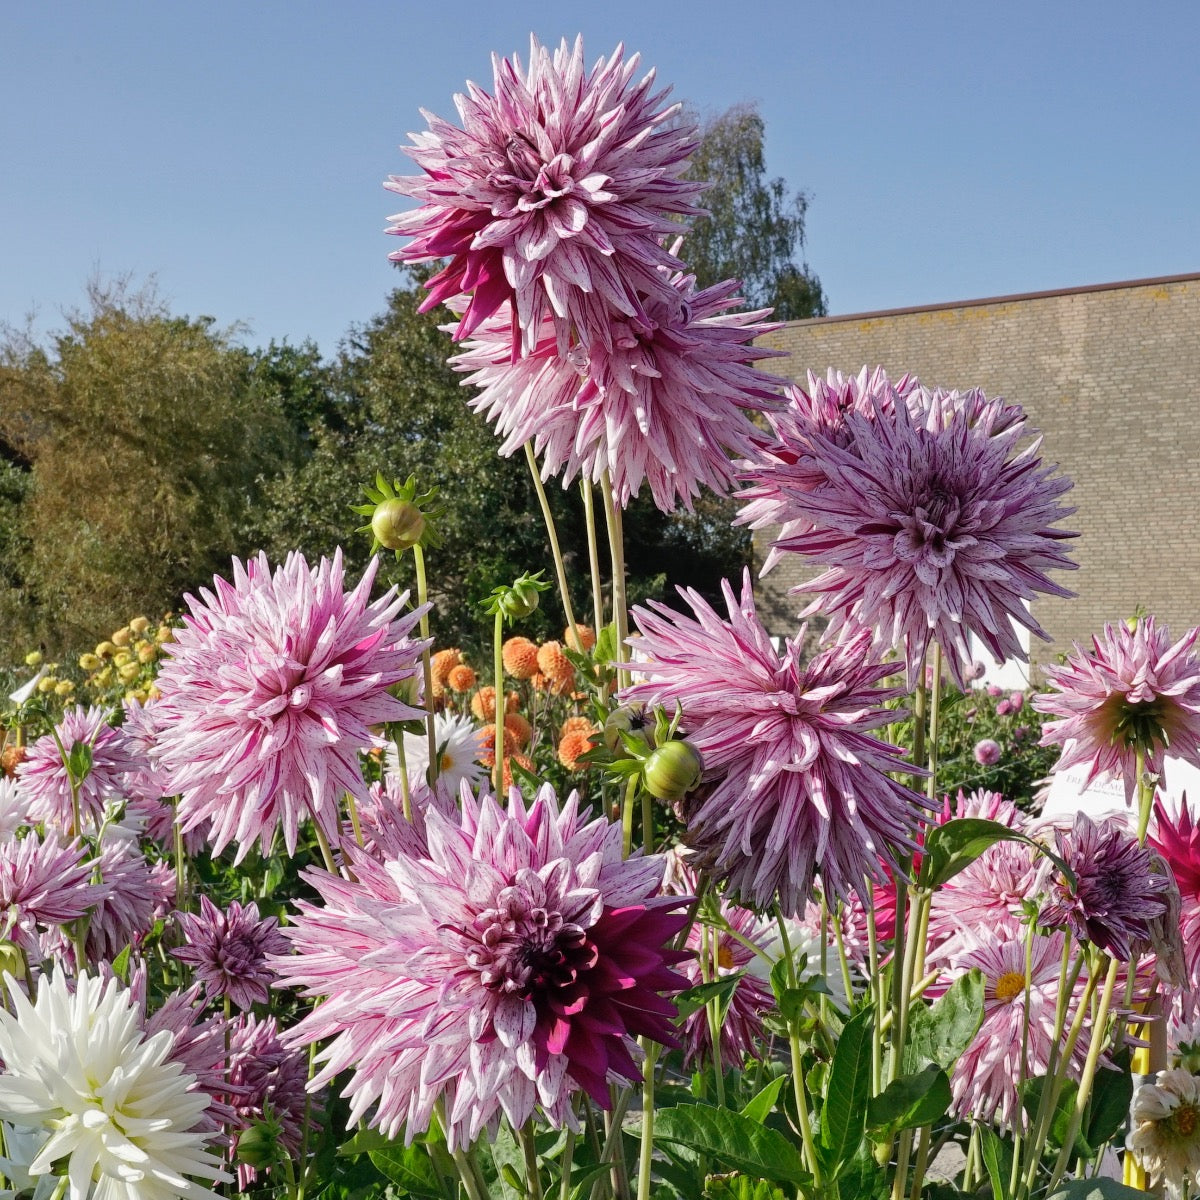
[
  {"x1": 386, "y1": 36, "x2": 705, "y2": 355},
  {"x1": 1034, "y1": 618, "x2": 1200, "y2": 798},
  {"x1": 152, "y1": 550, "x2": 429, "y2": 862},
  {"x1": 620, "y1": 569, "x2": 927, "y2": 912},
  {"x1": 451, "y1": 269, "x2": 784, "y2": 511},
  {"x1": 743, "y1": 382, "x2": 1077, "y2": 688},
  {"x1": 276, "y1": 784, "x2": 688, "y2": 1149}
]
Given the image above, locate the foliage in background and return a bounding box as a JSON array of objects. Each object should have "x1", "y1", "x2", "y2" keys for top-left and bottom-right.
[{"x1": 0, "y1": 280, "x2": 301, "y2": 653}]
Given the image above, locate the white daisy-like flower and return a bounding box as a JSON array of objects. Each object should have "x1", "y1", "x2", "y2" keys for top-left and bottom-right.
[
  {"x1": 1128, "y1": 1067, "x2": 1200, "y2": 1193},
  {"x1": 0, "y1": 778, "x2": 28, "y2": 842},
  {"x1": 0, "y1": 971, "x2": 227, "y2": 1200},
  {"x1": 388, "y1": 711, "x2": 487, "y2": 801}
]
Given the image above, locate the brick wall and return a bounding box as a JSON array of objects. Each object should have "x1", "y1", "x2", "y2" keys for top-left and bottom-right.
[{"x1": 752, "y1": 274, "x2": 1200, "y2": 668}]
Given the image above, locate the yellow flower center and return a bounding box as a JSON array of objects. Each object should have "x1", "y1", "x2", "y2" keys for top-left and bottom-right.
[
  {"x1": 1167, "y1": 1103, "x2": 1199, "y2": 1139},
  {"x1": 716, "y1": 945, "x2": 735, "y2": 970},
  {"x1": 439, "y1": 752, "x2": 454, "y2": 773},
  {"x1": 994, "y1": 970, "x2": 1026, "y2": 1003}
]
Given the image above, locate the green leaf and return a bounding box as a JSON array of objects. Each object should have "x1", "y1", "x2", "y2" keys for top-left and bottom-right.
[
  {"x1": 902, "y1": 969, "x2": 985, "y2": 1074},
  {"x1": 1020, "y1": 1075, "x2": 1079, "y2": 1152},
  {"x1": 65, "y1": 739, "x2": 93, "y2": 785},
  {"x1": 980, "y1": 1127, "x2": 1014, "y2": 1200},
  {"x1": 739, "y1": 1076, "x2": 786, "y2": 1125},
  {"x1": 820, "y1": 1006, "x2": 874, "y2": 1174},
  {"x1": 654, "y1": 1104, "x2": 810, "y2": 1187},
  {"x1": 1085, "y1": 1057, "x2": 1134, "y2": 1153},
  {"x1": 1047, "y1": 1182, "x2": 1151, "y2": 1200},
  {"x1": 920, "y1": 818, "x2": 1076, "y2": 891},
  {"x1": 674, "y1": 975, "x2": 743, "y2": 1023},
  {"x1": 366, "y1": 1142, "x2": 444, "y2": 1198},
  {"x1": 865, "y1": 1064, "x2": 952, "y2": 1135},
  {"x1": 110, "y1": 944, "x2": 131, "y2": 984}
]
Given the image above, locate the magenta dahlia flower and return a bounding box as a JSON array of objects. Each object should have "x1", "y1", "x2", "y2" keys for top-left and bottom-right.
[
  {"x1": 758, "y1": 385, "x2": 1077, "y2": 689},
  {"x1": 1152, "y1": 798, "x2": 1200, "y2": 987},
  {"x1": 15, "y1": 705, "x2": 136, "y2": 834},
  {"x1": 452, "y1": 269, "x2": 783, "y2": 511},
  {"x1": 948, "y1": 932, "x2": 1086, "y2": 1128},
  {"x1": 386, "y1": 35, "x2": 704, "y2": 353},
  {"x1": 1035, "y1": 618, "x2": 1200, "y2": 799},
  {"x1": 152, "y1": 550, "x2": 428, "y2": 861},
  {"x1": 621, "y1": 570, "x2": 927, "y2": 912},
  {"x1": 277, "y1": 784, "x2": 689, "y2": 1148},
  {"x1": 174, "y1": 896, "x2": 288, "y2": 1010}
]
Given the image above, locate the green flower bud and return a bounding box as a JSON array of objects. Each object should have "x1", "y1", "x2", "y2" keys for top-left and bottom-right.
[
  {"x1": 500, "y1": 577, "x2": 542, "y2": 621},
  {"x1": 0, "y1": 940, "x2": 26, "y2": 980},
  {"x1": 371, "y1": 497, "x2": 426, "y2": 553},
  {"x1": 603, "y1": 705, "x2": 653, "y2": 753},
  {"x1": 642, "y1": 739, "x2": 703, "y2": 802},
  {"x1": 236, "y1": 1115, "x2": 284, "y2": 1170}
]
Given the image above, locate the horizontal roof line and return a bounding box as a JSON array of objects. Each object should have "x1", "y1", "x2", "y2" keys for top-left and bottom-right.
[{"x1": 787, "y1": 271, "x2": 1200, "y2": 326}]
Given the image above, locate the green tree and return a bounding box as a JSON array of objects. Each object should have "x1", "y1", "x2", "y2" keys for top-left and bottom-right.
[
  {"x1": 683, "y1": 103, "x2": 826, "y2": 320},
  {"x1": 0, "y1": 280, "x2": 300, "y2": 652}
]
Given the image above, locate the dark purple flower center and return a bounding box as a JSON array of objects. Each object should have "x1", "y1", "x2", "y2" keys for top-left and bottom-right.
[
  {"x1": 218, "y1": 928, "x2": 266, "y2": 977},
  {"x1": 466, "y1": 883, "x2": 596, "y2": 998}
]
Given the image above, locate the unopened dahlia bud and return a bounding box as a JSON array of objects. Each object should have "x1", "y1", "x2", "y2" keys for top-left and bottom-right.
[
  {"x1": 371, "y1": 497, "x2": 426, "y2": 552},
  {"x1": 643, "y1": 739, "x2": 703, "y2": 802},
  {"x1": 603, "y1": 704, "x2": 653, "y2": 753}
]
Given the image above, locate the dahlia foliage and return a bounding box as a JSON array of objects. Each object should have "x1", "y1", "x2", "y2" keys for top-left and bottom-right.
[{"x1": 1, "y1": 29, "x2": 1189, "y2": 1200}]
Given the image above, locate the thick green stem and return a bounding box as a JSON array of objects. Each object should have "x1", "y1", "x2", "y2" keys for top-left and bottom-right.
[
  {"x1": 394, "y1": 731, "x2": 413, "y2": 823},
  {"x1": 344, "y1": 791, "x2": 364, "y2": 848},
  {"x1": 776, "y1": 910, "x2": 823, "y2": 1190},
  {"x1": 525, "y1": 442, "x2": 580, "y2": 642},
  {"x1": 312, "y1": 822, "x2": 338, "y2": 876},
  {"x1": 636, "y1": 1042, "x2": 659, "y2": 1200},
  {"x1": 621, "y1": 776, "x2": 637, "y2": 859},
  {"x1": 411, "y1": 544, "x2": 438, "y2": 786},
  {"x1": 519, "y1": 1120, "x2": 543, "y2": 1200},
  {"x1": 173, "y1": 795, "x2": 188, "y2": 913},
  {"x1": 599, "y1": 471, "x2": 629, "y2": 664},
  {"x1": 581, "y1": 480, "x2": 606, "y2": 636},
  {"x1": 559, "y1": 1128, "x2": 577, "y2": 1200},
  {"x1": 494, "y1": 610, "x2": 506, "y2": 791}
]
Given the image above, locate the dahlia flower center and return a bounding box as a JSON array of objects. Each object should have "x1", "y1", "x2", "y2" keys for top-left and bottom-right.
[
  {"x1": 218, "y1": 930, "x2": 262, "y2": 975},
  {"x1": 893, "y1": 492, "x2": 966, "y2": 571},
  {"x1": 1166, "y1": 1102, "x2": 1199, "y2": 1140},
  {"x1": 504, "y1": 145, "x2": 578, "y2": 212},
  {"x1": 466, "y1": 883, "x2": 594, "y2": 997},
  {"x1": 1107, "y1": 694, "x2": 1170, "y2": 751},
  {"x1": 716, "y1": 944, "x2": 735, "y2": 970},
  {"x1": 993, "y1": 970, "x2": 1026, "y2": 1004}
]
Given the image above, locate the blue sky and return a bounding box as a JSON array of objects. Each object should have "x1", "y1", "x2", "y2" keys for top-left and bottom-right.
[{"x1": 3, "y1": 2, "x2": 1197, "y2": 358}]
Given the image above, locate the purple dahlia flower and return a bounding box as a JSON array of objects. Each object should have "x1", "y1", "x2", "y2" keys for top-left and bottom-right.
[
  {"x1": 451, "y1": 269, "x2": 783, "y2": 511},
  {"x1": 1034, "y1": 618, "x2": 1200, "y2": 799},
  {"x1": 174, "y1": 896, "x2": 288, "y2": 1010},
  {"x1": 276, "y1": 784, "x2": 689, "y2": 1148},
  {"x1": 386, "y1": 35, "x2": 704, "y2": 353},
  {"x1": 153, "y1": 550, "x2": 428, "y2": 861},
  {"x1": 752, "y1": 384, "x2": 1077, "y2": 689},
  {"x1": 1038, "y1": 811, "x2": 1171, "y2": 962},
  {"x1": 621, "y1": 570, "x2": 927, "y2": 912}
]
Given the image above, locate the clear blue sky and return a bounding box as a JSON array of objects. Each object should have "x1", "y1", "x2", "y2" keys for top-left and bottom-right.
[{"x1": 3, "y1": 2, "x2": 1197, "y2": 358}]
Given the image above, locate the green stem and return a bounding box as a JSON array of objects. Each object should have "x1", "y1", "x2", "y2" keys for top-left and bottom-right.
[
  {"x1": 313, "y1": 822, "x2": 338, "y2": 875},
  {"x1": 173, "y1": 795, "x2": 188, "y2": 913},
  {"x1": 599, "y1": 471, "x2": 629, "y2": 664},
  {"x1": 296, "y1": 1042, "x2": 318, "y2": 1200},
  {"x1": 525, "y1": 442, "x2": 580, "y2": 642},
  {"x1": 559, "y1": 1128, "x2": 577, "y2": 1200},
  {"x1": 776, "y1": 909, "x2": 823, "y2": 1190},
  {"x1": 394, "y1": 730, "x2": 413, "y2": 823},
  {"x1": 344, "y1": 790, "x2": 364, "y2": 848},
  {"x1": 636, "y1": 1042, "x2": 659, "y2": 1200},
  {"x1": 581, "y1": 480, "x2": 606, "y2": 636},
  {"x1": 621, "y1": 776, "x2": 637, "y2": 859},
  {"x1": 494, "y1": 610, "x2": 506, "y2": 791},
  {"x1": 411, "y1": 544, "x2": 438, "y2": 786},
  {"x1": 519, "y1": 1120, "x2": 543, "y2": 1200}
]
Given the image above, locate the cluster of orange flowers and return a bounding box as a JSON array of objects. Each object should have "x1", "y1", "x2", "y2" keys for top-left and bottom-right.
[{"x1": 428, "y1": 628, "x2": 600, "y2": 780}]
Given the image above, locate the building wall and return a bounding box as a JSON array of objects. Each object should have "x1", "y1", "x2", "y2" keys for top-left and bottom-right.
[{"x1": 753, "y1": 274, "x2": 1200, "y2": 667}]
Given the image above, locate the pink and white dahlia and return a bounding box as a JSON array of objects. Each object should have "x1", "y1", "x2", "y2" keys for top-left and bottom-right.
[
  {"x1": 15, "y1": 705, "x2": 135, "y2": 834},
  {"x1": 277, "y1": 785, "x2": 689, "y2": 1148},
  {"x1": 84, "y1": 835, "x2": 174, "y2": 963},
  {"x1": 153, "y1": 550, "x2": 428, "y2": 861},
  {"x1": 948, "y1": 933, "x2": 1085, "y2": 1128},
  {"x1": 762, "y1": 385, "x2": 1077, "y2": 689},
  {"x1": 0, "y1": 776, "x2": 29, "y2": 840},
  {"x1": 0, "y1": 832, "x2": 107, "y2": 962},
  {"x1": 452, "y1": 270, "x2": 783, "y2": 511},
  {"x1": 737, "y1": 367, "x2": 918, "y2": 575},
  {"x1": 621, "y1": 570, "x2": 926, "y2": 912},
  {"x1": 174, "y1": 896, "x2": 288, "y2": 1011},
  {"x1": 1035, "y1": 618, "x2": 1200, "y2": 799},
  {"x1": 386, "y1": 35, "x2": 704, "y2": 353}
]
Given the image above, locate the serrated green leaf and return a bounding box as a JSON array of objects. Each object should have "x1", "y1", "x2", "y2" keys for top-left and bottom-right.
[
  {"x1": 920, "y1": 818, "x2": 1076, "y2": 891},
  {"x1": 902, "y1": 969, "x2": 985, "y2": 1074},
  {"x1": 366, "y1": 1142, "x2": 443, "y2": 1197},
  {"x1": 866, "y1": 1064, "x2": 951, "y2": 1135},
  {"x1": 820, "y1": 1006, "x2": 874, "y2": 1174},
  {"x1": 654, "y1": 1104, "x2": 810, "y2": 1187},
  {"x1": 674, "y1": 975, "x2": 743, "y2": 1023}
]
